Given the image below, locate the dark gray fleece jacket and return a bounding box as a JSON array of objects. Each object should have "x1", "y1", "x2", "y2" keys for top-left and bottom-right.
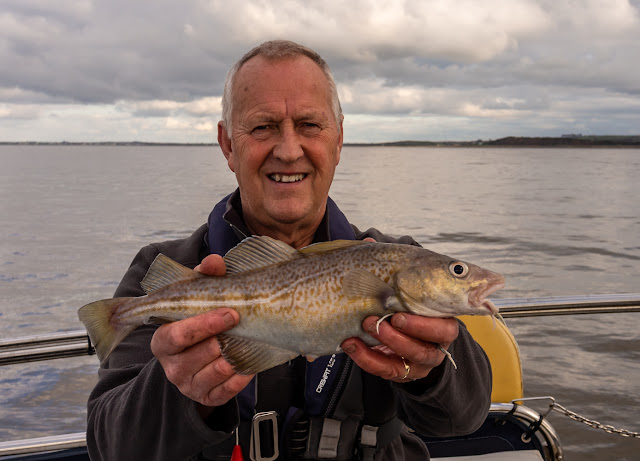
[{"x1": 86, "y1": 195, "x2": 491, "y2": 461}]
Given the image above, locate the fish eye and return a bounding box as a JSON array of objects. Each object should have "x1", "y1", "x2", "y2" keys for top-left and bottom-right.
[{"x1": 449, "y1": 262, "x2": 469, "y2": 278}]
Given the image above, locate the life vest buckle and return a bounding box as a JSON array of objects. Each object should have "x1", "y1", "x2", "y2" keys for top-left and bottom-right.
[{"x1": 250, "y1": 411, "x2": 279, "y2": 461}]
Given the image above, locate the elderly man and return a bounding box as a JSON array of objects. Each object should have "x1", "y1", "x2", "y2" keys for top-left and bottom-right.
[{"x1": 87, "y1": 40, "x2": 491, "y2": 461}]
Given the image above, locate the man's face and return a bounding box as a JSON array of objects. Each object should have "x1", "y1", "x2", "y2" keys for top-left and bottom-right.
[{"x1": 219, "y1": 55, "x2": 343, "y2": 244}]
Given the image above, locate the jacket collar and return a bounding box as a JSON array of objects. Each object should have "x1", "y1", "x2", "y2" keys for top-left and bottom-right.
[{"x1": 207, "y1": 189, "x2": 355, "y2": 256}]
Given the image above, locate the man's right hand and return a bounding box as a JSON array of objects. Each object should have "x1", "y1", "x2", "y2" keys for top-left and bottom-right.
[{"x1": 150, "y1": 254, "x2": 255, "y2": 418}]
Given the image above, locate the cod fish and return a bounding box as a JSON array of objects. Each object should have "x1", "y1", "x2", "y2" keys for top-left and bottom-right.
[{"x1": 78, "y1": 236, "x2": 504, "y2": 374}]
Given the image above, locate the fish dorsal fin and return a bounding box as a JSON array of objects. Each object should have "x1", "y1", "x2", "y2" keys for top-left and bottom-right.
[
  {"x1": 218, "y1": 334, "x2": 299, "y2": 375},
  {"x1": 223, "y1": 236, "x2": 301, "y2": 275},
  {"x1": 343, "y1": 269, "x2": 396, "y2": 306},
  {"x1": 141, "y1": 254, "x2": 204, "y2": 294},
  {"x1": 298, "y1": 239, "x2": 367, "y2": 256}
]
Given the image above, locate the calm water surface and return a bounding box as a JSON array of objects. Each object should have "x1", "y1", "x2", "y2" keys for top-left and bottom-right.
[{"x1": 1, "y1": 145, "x2": 639, "y2": 460}]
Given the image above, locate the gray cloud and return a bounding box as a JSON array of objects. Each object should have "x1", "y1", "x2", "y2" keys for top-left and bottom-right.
[{"x1": 1, "y1": 0, "x2": 639, "y2": 141}]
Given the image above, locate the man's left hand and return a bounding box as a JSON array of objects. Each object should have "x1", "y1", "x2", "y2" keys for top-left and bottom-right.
[{"x1": 341, "y1": 313, "x2": 459, "y2": 383}]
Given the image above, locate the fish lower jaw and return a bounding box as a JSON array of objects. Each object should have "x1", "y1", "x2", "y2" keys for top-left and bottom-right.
[
  {"x1": 469, "y1": 281, "x2": 504, "y2": 315},
  {"x1": 269, "y1": 173, "x2": 307, "y2": 183}
]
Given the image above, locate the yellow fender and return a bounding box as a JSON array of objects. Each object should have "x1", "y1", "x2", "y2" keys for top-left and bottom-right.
[{"x1": 459, "y1": 315, "x2": 523, "y2": 403}]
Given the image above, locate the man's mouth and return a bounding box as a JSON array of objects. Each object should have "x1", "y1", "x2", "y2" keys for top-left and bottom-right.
[{"x1": 269, "y1": 173, "x2": 306, "y2": 183}]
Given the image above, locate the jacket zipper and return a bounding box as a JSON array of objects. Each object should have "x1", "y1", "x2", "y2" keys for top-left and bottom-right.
[{"x1": 324, "y1": 356, "x2": 353, "y2": 417}]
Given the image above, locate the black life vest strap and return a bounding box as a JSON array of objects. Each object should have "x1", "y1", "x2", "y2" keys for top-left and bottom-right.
[
  {"x1": 359, "y1": 418, "x2": 405, "y2": 461},
  {"x1": 291, "y1": 370, "x2": 404, "y2": 460},
  {"x1": 298, "y1": 414, "x2": 404, "y2": 460}
]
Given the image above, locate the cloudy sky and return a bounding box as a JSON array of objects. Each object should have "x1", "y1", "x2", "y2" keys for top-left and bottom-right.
[{"x1": 1, "y1": 0, "x2": 639, "y2": 143}]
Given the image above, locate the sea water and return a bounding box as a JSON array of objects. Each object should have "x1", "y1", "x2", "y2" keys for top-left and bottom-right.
[{"x1": 1, "y1": 145, "x2": 639, "y2": 460}]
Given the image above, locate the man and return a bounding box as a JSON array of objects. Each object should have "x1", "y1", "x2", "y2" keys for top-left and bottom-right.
[{"x1": 86, "y1": 40, "x2": 491, "y2": 460}]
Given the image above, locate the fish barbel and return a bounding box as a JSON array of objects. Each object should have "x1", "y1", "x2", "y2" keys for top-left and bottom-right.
[{"x1": 78, "y1": 236, "x2": 504, "y2": 374}]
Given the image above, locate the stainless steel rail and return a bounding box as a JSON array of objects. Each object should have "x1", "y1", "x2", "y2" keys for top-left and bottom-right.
[
  {"x1": 1, "y1": 293, "x2": 639, "y2": 366},
  {"x1": 0, "y1": 432, "x2": 86, "y2": 457},
  {"x1": 495, "y1": 293, "x2": 640, "y2": 318},
  {"x1": 0, "y1": 331, "x2": 94, "y2": 366}
]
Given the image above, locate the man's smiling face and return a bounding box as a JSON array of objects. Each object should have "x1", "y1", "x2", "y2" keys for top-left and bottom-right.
[{"x1": 219, "y1": 55, "x2": 343, "y2": 246}]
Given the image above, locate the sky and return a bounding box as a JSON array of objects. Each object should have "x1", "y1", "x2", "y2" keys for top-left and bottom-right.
[{"x1": 1, "y1": 0, "x2": 639, "y2": 143}]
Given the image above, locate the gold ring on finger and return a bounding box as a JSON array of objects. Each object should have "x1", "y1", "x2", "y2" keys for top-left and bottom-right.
[{"x1": 400, "y1": 356, "x2": 410, "y2": 380}]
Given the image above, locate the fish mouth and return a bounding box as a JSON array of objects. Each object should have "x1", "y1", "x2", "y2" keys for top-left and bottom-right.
[
  {"x1": 268, "y1": 173, "x2": 307, "y2": 183},
  {"x1": 469, "y1": 279, "x2": 505, "y2": 315}
]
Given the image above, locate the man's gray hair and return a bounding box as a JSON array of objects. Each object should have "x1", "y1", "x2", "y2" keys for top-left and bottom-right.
[{"x1": 221, "y1": 40, "x2": 342, "y2": 135}]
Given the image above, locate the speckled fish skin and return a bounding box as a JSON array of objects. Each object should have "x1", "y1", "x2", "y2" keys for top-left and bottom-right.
[{"x1": 78, "y1": 236, "x2": 504, "y2": 372}]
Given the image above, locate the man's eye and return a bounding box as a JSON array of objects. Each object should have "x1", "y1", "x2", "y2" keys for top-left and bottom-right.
[{"x1": 300, "y1": 123, "x2": 321, "y2": 132}]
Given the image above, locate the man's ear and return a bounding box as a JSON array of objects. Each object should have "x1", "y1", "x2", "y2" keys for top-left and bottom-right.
[{"x1": 218, "y1": 121, "x2": 235, "y2": 172}]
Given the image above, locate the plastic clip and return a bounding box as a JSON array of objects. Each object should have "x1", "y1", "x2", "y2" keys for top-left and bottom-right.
[{"x1": 250, "y1": 411, "x2": 279, "y2": 461}]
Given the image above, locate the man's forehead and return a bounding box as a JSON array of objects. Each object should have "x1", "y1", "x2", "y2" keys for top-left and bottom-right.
[
  {"x1": 231, "y1": 55, "x2": 334, "y2": 118},
  {"x1": 234, "y1": 55, "x2": 328, "y2": 90}
]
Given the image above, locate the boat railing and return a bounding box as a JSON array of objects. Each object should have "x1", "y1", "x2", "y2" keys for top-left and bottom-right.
[
  {"x1": 2, "y1": 293, "x2": 639, "y2": 366},
  {"x1": 0, "y1": 433, "x2": 86, "y2": 458},
  {"x1": 0, "y1": 330, "x2": 94, "y2": 366},
  {"x1": 494, "y1": 292, "x2": 640, "y2": 317}
]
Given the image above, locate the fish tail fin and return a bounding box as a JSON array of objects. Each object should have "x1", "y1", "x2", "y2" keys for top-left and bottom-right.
[{"x1": 78, "y1": 297, "x2": 137, "y2": 364}]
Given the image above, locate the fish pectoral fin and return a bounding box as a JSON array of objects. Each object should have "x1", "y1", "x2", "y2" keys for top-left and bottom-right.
[
  {"x1": 218, "y1": 334, "x2": 299, "y2": 375},
  {"x1": 343, "y1": 269, "x2": 395, "y2": 308},
  {"x1": 141, "y1": 254, "x2": 205, "y2": 294}
]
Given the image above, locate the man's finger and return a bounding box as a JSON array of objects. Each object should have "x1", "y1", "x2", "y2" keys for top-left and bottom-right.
[
  {"x1": 341, "y1": 338, "x2": 402, "y2": 381},
  {"x1": 194, "y1": 254, "x2": 226, "y2": 276},
  {"x1": 189, "y1": 355, "x2": 236, "y2": 401},
  {"x1": 202, "y1": 373, "x2": 255, "y2": 408},
  {"x1": 384, "y1": 314, "x2": 459, "y2": 345},
  {"x1": 151, "y1": 309, "x2": 239, "y2": 356}
]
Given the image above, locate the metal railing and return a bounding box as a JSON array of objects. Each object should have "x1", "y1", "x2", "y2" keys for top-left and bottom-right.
[
  {"x1": 0, "y1": 432, "x2": 86, "y2": 457},
  {"x1": 495, "y1": 292, "x2": 640, "y2": 318},
  {"x1": 0, "y1": 331, "x2": 94, "y2": 366},
  {"x1": 1, "y1": 293, "x2": 639, "y2": 366}
]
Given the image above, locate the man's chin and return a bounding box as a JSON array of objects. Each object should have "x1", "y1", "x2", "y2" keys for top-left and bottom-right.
[
  {"x1": 267, "y1": 202, "x2": 320, "y2": 226},
  {"x1": 270, "y1": 210, "x2": 310, "y2": 225}
]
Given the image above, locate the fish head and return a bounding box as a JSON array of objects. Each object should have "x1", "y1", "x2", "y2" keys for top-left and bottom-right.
[{"x1": 394, "y1": 252, "x2": 504, "y2": 318}]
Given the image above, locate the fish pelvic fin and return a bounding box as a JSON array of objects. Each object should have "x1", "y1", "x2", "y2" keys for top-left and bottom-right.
[
  {"x1": 141, "y1": 254, "x2": 204, "y2": 294},
  {"x1": 78, "y1": 297, "x2": 137, "y2": 364},
  {"x1": 218, "y1": 334, "x2": 299, "y2": 375}
]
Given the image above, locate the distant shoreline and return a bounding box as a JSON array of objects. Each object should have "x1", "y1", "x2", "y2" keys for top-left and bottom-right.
[{"x1": 1, "y1": 136, "x2": 639, "y2": 148}]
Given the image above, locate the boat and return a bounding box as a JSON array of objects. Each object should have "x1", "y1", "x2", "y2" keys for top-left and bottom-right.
[{"x1": 2, "y1": 293, "x2": 639, "y2": 460}]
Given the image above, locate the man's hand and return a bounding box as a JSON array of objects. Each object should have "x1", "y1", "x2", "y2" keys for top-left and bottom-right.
[
  {"x1": 341, "y1": 313, "x2": 459, "y2": 383},
  {"x1": 150, "y1": 254, "x2": 254, "y2": 417},
  {"x1": 339, "y1": 236, "x2": 459, "y2": 383}
]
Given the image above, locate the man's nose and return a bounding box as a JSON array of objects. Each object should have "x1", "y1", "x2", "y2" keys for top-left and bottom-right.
[{"x1": 273, "y1": 124, "x2": 303, "y2": 162}]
